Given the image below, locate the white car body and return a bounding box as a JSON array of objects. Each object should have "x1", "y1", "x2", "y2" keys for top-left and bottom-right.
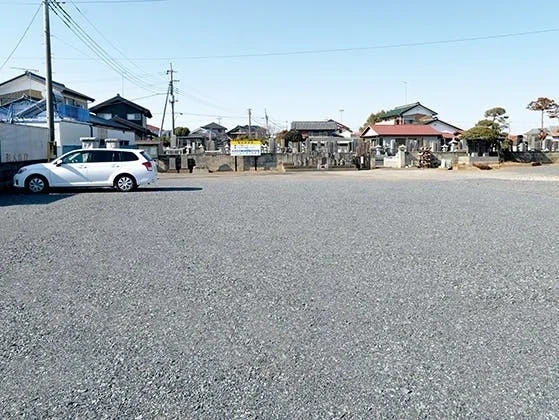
[{"x1": 13, "y1": 148, "x2": 157, "y2": 193}]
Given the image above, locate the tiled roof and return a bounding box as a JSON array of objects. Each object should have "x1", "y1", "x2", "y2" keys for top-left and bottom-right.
[
  {"x1": 202, "y1": 122, "x2": 227, "y2": 130},
  {"x1": 90, "y1": 94, "x2": 152, "y2": 118},
  {"x1": 366, "y1": 124, "x2": 441, "y2": 136},
  {"x1": 291, "y1": 121, "x2": 338, "y2": 131}
]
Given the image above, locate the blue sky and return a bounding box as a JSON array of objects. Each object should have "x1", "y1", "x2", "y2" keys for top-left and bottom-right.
[{"x1": 0, "y1": 0, "x2": 558, "y2": 134}]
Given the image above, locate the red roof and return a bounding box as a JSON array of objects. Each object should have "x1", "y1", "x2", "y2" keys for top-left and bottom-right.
[{"x1": 366, "y1": 124, "x2": 441, "y2": 137}]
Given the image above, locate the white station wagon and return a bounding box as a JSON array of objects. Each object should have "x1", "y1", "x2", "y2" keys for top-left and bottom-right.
[{"x1": 13, "y1": 148, "x2": 157, "y2": 193}]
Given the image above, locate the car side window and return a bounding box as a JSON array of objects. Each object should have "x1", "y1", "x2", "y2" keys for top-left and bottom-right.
[
  {"x1": 62, "y1": 151, "x2": 86, "y2": 164},
  {"x1": 90, "y1": 151, "x2": 112, "y2": 163}
]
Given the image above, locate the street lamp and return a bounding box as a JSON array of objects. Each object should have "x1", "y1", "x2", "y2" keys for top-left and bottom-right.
[
  {"x1": 401, "y1": 81, "x2": 408, "y2": 103},
  {"x1": 339, "y1": 108, "x2": 344, "y2": 122}
]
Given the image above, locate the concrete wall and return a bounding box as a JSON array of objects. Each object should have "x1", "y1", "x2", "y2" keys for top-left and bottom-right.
[{"x1": 0, "y1": 123, "x2": 49, "y2": 162}]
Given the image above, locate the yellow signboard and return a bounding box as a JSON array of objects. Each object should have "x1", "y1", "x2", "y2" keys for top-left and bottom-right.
[
  {"x1": 230, "y1": 139, "x2": 262, "y2": 156},
  {"x1": 230, "y1": 140, "x2": 262, "y2": 146}
]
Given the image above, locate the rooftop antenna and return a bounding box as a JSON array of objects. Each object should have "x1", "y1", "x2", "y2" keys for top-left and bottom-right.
[{"x1": 10, "y1": 67, "x2": 40, "y2": 73}]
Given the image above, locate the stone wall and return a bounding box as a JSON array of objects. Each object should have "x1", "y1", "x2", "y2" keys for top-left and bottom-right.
[
  {"x1": 158, "y1": 152, "x2": 357, "y2": 173},
  {"x1": 155, "y1": 150, "x2": 559, "y2": 175}
]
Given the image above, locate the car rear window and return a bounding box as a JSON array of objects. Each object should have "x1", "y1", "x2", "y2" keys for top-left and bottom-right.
[
  {"x1": 119, "y1": 152, "x2": 139, "y2": 162},
  {"x1": 140, "y1": 151, "x2": 154, "y2": 161}
]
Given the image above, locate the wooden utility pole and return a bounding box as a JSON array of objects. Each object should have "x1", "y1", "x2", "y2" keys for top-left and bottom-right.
[{"x1": 43, "y1": 0, "x2": 55, "y2": 160}]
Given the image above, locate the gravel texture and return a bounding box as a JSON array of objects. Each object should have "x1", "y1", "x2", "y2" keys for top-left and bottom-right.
[{"x1": 1, "y1": 167, "x2": 558, "y2": 418}]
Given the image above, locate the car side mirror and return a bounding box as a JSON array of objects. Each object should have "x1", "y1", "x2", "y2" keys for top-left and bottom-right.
[{"x1": 55, "y1": 160, "x2": 63, "y2": 166}]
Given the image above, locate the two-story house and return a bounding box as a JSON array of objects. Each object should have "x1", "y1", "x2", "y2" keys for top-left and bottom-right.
[
  {"x1": 0, "y1": 71, "x2": 93, "y2": 109},
  {"x1": 0, "y1": 73, "x2": 140, "y2": 155},
  {"x1": 90, "y1": 94, "x2": 155, "y2": 141}
]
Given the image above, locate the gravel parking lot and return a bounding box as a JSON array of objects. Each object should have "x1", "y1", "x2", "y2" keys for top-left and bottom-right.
[{"x1": 1, "y1": 166, "x2": 558, "y2": 418}]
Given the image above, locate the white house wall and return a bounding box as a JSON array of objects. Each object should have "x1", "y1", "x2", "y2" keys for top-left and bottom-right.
[
  {"x1": 402, "y1": 105, "x2": 437, "y2": 118},
  {"x1": 93, "y1": 127, "x2": 135, "y2": 144},
  {"x1": 0, "y1": 78, "x2": 44, "y2": 98},
  {"x1": 429, "y1": 121, "x2": 459, "y2": 133},
  {"x1": 26, "y1": 120, "x2": 135, "y2": 155},
  {"x1": 0, "y1": 78, "x2": 65, "y2": 103},
  {"x1": 0, "y1": 77, "x2": 89, "y2": 109},
  {"x1": 0, "y1": 123, "x2": 48, "y2": 162}
]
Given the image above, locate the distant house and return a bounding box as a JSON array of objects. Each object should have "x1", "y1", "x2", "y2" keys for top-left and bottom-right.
[
  {"x1": 329, "y1": 119, "x2": 354, "y2": 138},
  {"x1": 361, "y1": 124, "x2": 443, "y2": 152},
  {"x1": 181, "y1": 124, "x2": 229, "y2": 152},
  {"x1": 227, "y1": 124, "x2": 267, "y2": 139},
  {"x1": 202, "y1": 122, "x2": 227, "y2": 136},
  {"x1": 290, "y1": 120, "x2": 354, "y2": 152},
  {"x1": 291, "y1": 120, "x2": 339, "y2": 137},
  {"x1": 0, "y1": 71, "x2": 93, "y2": 109},
  {"x1": 90, "y1": 94, "x2": 155, "y2": 141},
  {"x1": 377, "y1": 102, "x2": 438, "y2": 125}
]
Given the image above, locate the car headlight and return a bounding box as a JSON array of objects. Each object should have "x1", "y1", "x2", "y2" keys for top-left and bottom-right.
[{"x1": 17, "y1": 168, "x2": 28, "y2": 174}]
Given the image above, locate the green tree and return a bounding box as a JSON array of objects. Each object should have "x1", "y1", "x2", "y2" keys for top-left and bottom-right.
[
  {"x1": 174, "y1": 126, "x2": 190, "y2": 136},
  {"x1": 460, "y1": 107, "x2": 509, "y2": 142},
  {"x1": 360, "y1": 110, "x2": 387, "y2": 131},
  {"x1": 527, "y1": 97, "x2": 557, "y2": 131},
  {"x1": 484, "y1": 107, "x2": 507, "y2": 126},
  {"x1": 283, "y1": 129, "x2": 304, "y2": 143}
]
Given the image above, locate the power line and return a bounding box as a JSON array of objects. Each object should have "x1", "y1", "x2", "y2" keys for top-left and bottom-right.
[
  {"x1": 67, "y1": 0, "x2": 160, "y2": 83},
  {"x1": 21, "y1": 27, "x2": 556, "y2": 62},
  {"x1": 0, "y1": 4, "x2": 41, "y2": 72},
  {"x1": 175, "y1": 28, "x2": 559, "y2": 60},
  {"x1": 49, "y1": 1, "x2": 164, "y2": 94}
]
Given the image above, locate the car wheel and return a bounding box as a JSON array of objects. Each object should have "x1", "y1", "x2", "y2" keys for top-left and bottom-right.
[
  {"x1": 26, "y1": 175, "x2": 48, "y2": 193},
  {"x1": 115, "y1": 174, "x2": 136, "y2": 192}
]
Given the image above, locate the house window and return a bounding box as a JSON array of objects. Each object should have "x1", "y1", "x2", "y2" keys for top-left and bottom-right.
[
  {"x1": 127, "y1": 113, "x2": 141, "y2": 121},
  {"x1": 98, "y1": 113, "x2": 112, "y2": 120}
]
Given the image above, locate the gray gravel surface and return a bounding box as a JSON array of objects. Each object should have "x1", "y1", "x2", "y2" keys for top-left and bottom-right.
[{"x1": 1, "y1": 167, "x2": 558, "y2": 418}]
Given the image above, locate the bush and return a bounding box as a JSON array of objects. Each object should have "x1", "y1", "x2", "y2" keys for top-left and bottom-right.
[{"x1": 473, "y1": 163, "x2": 492, "y2": 170}]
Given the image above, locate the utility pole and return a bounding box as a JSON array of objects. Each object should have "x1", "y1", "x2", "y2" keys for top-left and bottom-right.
[
  {"x1": 43, "y1": 0, "x2": 55, "y2": 160},
  {"x1": 166, "y1": 63, "x2": 178, "y2": 146},
  {"x1": 159, "y1": 83, "x2": 170, "y2": 138},
  {"x1": 264, "y1": 108, "x2": 269, "y2": 136},
  {"x1": 248, "y1": 108, "x2": 252, "y2": 138}
]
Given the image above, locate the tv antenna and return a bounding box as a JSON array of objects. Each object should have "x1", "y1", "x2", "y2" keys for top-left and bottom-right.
[{"x1": 10, "y1": 67, "x2": 39, "y2": 73}]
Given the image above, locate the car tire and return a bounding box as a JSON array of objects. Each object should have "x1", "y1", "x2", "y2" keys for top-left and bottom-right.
[
  {"x1": 114, "y1": 174, "x2": 136, "y2": 192},
  {"x1": 26, "y1": 175, "x2": 48, "y2": 193}
]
